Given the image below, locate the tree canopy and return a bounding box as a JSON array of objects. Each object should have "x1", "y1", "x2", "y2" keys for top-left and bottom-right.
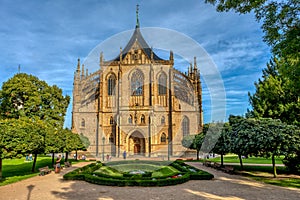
[
  {"x1": 0, "y1": 73, "x2": 70, "y2": 128},
  {"x1": 206, "y1": 0, "x2": 300, "y2": 125}
]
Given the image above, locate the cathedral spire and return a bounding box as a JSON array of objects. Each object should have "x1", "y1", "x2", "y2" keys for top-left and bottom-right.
[
  {"x1": 76, "y1": 58, "x2": 80, "y2": 72},
  {"x1": 136, "y1": 4, "x2": 140, "y2": 28}
]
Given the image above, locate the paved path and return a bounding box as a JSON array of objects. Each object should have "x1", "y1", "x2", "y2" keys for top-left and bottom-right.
[{"x1": 0, "y1": 161, "x2": 299, "y2": 200}]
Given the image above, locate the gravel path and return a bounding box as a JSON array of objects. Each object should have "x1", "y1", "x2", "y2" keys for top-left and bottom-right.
[{"x1": 0, "y1": 161, "x2": 299, "y2": 200}]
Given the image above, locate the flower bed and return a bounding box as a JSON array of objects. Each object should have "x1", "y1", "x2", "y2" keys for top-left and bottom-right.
[{"x1": 63, "y1": 161, "x2": 213, "y2": 187}]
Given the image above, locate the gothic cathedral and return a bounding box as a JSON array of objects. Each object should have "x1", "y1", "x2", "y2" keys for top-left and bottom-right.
[{"x1": 72, "y1": 8, "x2": 203, "y2": 158}]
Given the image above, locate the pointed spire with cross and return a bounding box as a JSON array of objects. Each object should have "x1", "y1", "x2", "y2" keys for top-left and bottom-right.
[{"x1": 136, "y1": 4, "x2": 140, "y2": 28}]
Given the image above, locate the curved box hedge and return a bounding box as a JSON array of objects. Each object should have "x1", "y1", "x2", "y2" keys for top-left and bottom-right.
[{"x1": 63, "y1": 161, "x2": 213, "y2": 187}]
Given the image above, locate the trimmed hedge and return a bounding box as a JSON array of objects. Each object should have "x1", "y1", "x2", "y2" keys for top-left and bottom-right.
[{"x1": 63, "y1": 160, "x2": 213, "y2": 187}]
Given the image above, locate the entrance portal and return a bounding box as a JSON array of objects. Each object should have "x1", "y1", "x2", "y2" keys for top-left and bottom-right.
[{"x1": 129, "y1": 131, "x2": 145, "y2": 155}]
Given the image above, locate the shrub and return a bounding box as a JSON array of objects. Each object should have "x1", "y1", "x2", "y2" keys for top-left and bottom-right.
[{"x1": 63, "y1": 161, "x2": 213, "y2": 186}]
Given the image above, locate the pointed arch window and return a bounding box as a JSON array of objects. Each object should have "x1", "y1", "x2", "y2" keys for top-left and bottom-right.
[
  {"x1": 108, "y1": 74, "x2": 116, "y2": 96},
  {"x1": 131, "y1": 70, "x2": 144, "y2": 96},
  {"x1": 182, "y1": 116, "x2": 189, "y2": 137},
  {"x1": 158, "y1": 72, "x2": 167, "y2": 95},
  {"x1": 110, "y1": 116, "x2": 114, "y2": 125},
  {"x1": 81, "y1": 118, "x2": 85, "y2": 127},
  {"x1": 141, "y1": 114, "x2": 145, "y2": 124},
  {"x1": 128, "y1": 115, "x2": 133, "y2": 124},
  {"x1": 161, "y1": 133, "x2": 167, "y2": 143}
]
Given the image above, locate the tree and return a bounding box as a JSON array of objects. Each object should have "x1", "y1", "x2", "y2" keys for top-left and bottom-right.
[
  {"x1": 0, "y1": 117, "x2": 45, "y2": 179},
  {"x1": 254, "y1": 118, "x2": 300, "y2": 177},
  {"x1": 64, "y1": 131, "x2": 87, "y2": 161},
  {"x1": 45, "y1": 127, "x2": 66, "y2": 166},
  {"x1": 201, "y1": 122, "x2": 224, "y2": 156},
  {"x1": 211, "y1": 123, "x2": 231, "y2": 167},
  {"x1": 248, "y1": 58, "x2": 300, "y2": 125},
  {"x1": 229, "y1": 115, "x2": 259, "y2": 169},
  {"x1": 182, "y1": 134, "x2": 205, "y2": 160},
  {"x1": 206, "y1": 0, "x2": 300, "y2": 125},
  {"x1": 0, "y1": 73, "x2": 70, "y2": 128}
]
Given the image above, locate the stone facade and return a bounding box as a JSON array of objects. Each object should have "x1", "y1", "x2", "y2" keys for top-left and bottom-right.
[{"x1": 72, "y1": 22, "x2": 203, "y2": 158}]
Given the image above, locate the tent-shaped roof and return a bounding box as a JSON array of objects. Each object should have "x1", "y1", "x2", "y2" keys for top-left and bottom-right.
[{"x1": 113, "y1": 27, "x2": 164, "y2": 61}]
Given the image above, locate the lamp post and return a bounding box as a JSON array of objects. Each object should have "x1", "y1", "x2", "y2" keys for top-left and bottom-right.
[{"x1": 102, "y1": 136, "x2": 105, "y2": 161}]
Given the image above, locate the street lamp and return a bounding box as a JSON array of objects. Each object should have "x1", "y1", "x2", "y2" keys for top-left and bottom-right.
[{"x1": 102, "y1": 136, "x2": 105, "y2": 161}]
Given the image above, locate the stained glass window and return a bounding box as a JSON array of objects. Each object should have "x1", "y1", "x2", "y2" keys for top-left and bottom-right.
[
  {"x1": 182, "y1": 116, "x2": 189, "y2": 136},
  {"x1": 131, "y1": 70, "x2": 144, "y2": 96},
  {"x1": 158, "y1": 72, "x2": 167, "y2": 95},
  {"x1": 108, "y1": 74, "x2": 116, "y2": 96}
]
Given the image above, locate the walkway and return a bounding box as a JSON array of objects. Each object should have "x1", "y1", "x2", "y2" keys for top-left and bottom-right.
[{"x1": 0, "y1": 161, "x2": 299, "y2": 200}]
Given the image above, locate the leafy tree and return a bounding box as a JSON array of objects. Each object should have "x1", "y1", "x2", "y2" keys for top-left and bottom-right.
[
  {"x1": 211, "y1": 123, "x2": 231, "y2": 167},
  {"x1": 0, "y1": 73, "x2": 70, "y2": 128},
  {"x1": 182, "y1": 134, "x2": 205, "y2": 160},
  {"x1": 79, "y1": 133, "x2": 90, "y2": 150},
  {"x1": 206, "y1": 0, "x2": 300, "y2": 125},
  {"x1": 255, "y1": 118, "x2": 300, "y2": 177},
  {"x1": 45, "y1": 127, "x2": 66, "y2": 166},
  {"x1": 201, "y1": 122, "x2": 224, "y2": 155},
  {"x1": 0, "y1": 117, "x2": 45, "y2": 178},
  {"x1": 229, "y1": 115, "x2": 259, "y2": 169},
  {"x1": 64, "y1": 131, "x2": 87, "y2": 161},
  {"x1": 248, "y1": 58, "x2": 300, "y2": 125}
]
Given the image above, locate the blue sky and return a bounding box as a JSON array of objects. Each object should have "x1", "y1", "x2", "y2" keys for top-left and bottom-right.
[{"x1": 0, "y1": 0, "x2": 271, "y2": 127}]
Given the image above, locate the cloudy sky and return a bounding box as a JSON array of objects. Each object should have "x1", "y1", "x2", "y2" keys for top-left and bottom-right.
[{"x1": 0, "y1": 0, "x2": 271, "y2": 127}]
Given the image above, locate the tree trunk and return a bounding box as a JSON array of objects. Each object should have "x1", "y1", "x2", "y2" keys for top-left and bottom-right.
[
  {"x1": 65, "y1": 152, "x2": 69, "y2": 162},
  {"x1": 0, "y1": 158, "x2": 2, "y2": 180},
  {"x1": 52, "y1": 153, "x2": 55, "y2": 166},
  {"x1": 272, "y1": 154, "x2": 277, "y2": 178},
  {"x1": 238, "y1": 154, "x2": 243, "y2": 170},
  {"x1": 196, "y1": 150, "x2": 199, "y2": 160},
  {"x1": 221, "y1": 154, "x2": 224, "y2": 167},
  {"x1": 31, "y1": 153, "x2": 38, "y2": 172},
  {"x1": 75, "y1": 150, "x2": 78, "y2": 161}
]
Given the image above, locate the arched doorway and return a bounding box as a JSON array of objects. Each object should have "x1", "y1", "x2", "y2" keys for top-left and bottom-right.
[{"x1": 129, "y1": 131, "x2": 145, "y2": 155}]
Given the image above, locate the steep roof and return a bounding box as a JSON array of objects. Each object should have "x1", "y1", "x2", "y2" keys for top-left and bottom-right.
[{"x1": 113, "y1": 27, "x2": 164, "y2": 61}]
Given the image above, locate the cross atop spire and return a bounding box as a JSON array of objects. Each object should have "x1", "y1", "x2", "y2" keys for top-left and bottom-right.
[{"x1": 136, "y1": 4, "x2": 140, "y2": 28}]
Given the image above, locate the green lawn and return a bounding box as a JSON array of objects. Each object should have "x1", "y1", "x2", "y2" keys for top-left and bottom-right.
[
  {"x1": 0, "y1": 155, "x2": 85, "y2": 186},
  {"x1": 209, "y1": 155, "x2": 284, "y2": 165},
  {"x1": 94, "y1": 162, "x2": 180, "y2": 178},
  {"x1": 110, "y1": 164, "x2": 162, "y2": 172}
]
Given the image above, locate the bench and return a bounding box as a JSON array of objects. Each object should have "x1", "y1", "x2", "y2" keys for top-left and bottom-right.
[
  {"x1": 64, "y1": 161, "x2": 72, "y2": 167},
  {"x1": 39, "y1": 166, "x2": 52, "y2": 176},
  {"x1": 213, "y1": 162, "x2": 221, "y2": 169},
  {"x1": 186, "y1": 158, "x2": 194, "y2": 161},
  {"x1": 221, "y1": 166, "x2": 234, "y2": 174},
  {"x1": 203, "y1": 161, "x2": 212, "y2": 167},
  {"x1": 88, "y1": 158, "x2": 97, "y2": 161}
]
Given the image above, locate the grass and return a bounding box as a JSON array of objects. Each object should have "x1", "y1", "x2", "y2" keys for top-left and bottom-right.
[
  {"x1": 0, "y1": 155, "x2": 86, "y2": 186},
  {"x1": 152, "y1": 166, "x2": 179, "y2": 178},
  {"x1": 209, "y1": 155, "x2": 284, "y2": 165},
  {"x1": 110, "y1": 164, "x2": 162, "y2": 172},
  {"x1": 95, "y1": 162, "x2": 180, "y2": 178},
  {"x1": 233, "y1": 165, "x2": 300, "y2": 188}
]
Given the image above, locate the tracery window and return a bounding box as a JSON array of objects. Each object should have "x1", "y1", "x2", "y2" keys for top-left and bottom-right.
[
  {"x1": 182, "y1": 116, "x2": 189, "y2": 137},
  {"x1": 158, "y1": 72, "x2": 167, "y2": 95},
  {"x1": 131, "y1": 70, "x2": 144, "y2": 96},
  {"x1": 108, "y1": 74, "x2": 116, "y2": 96}
]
